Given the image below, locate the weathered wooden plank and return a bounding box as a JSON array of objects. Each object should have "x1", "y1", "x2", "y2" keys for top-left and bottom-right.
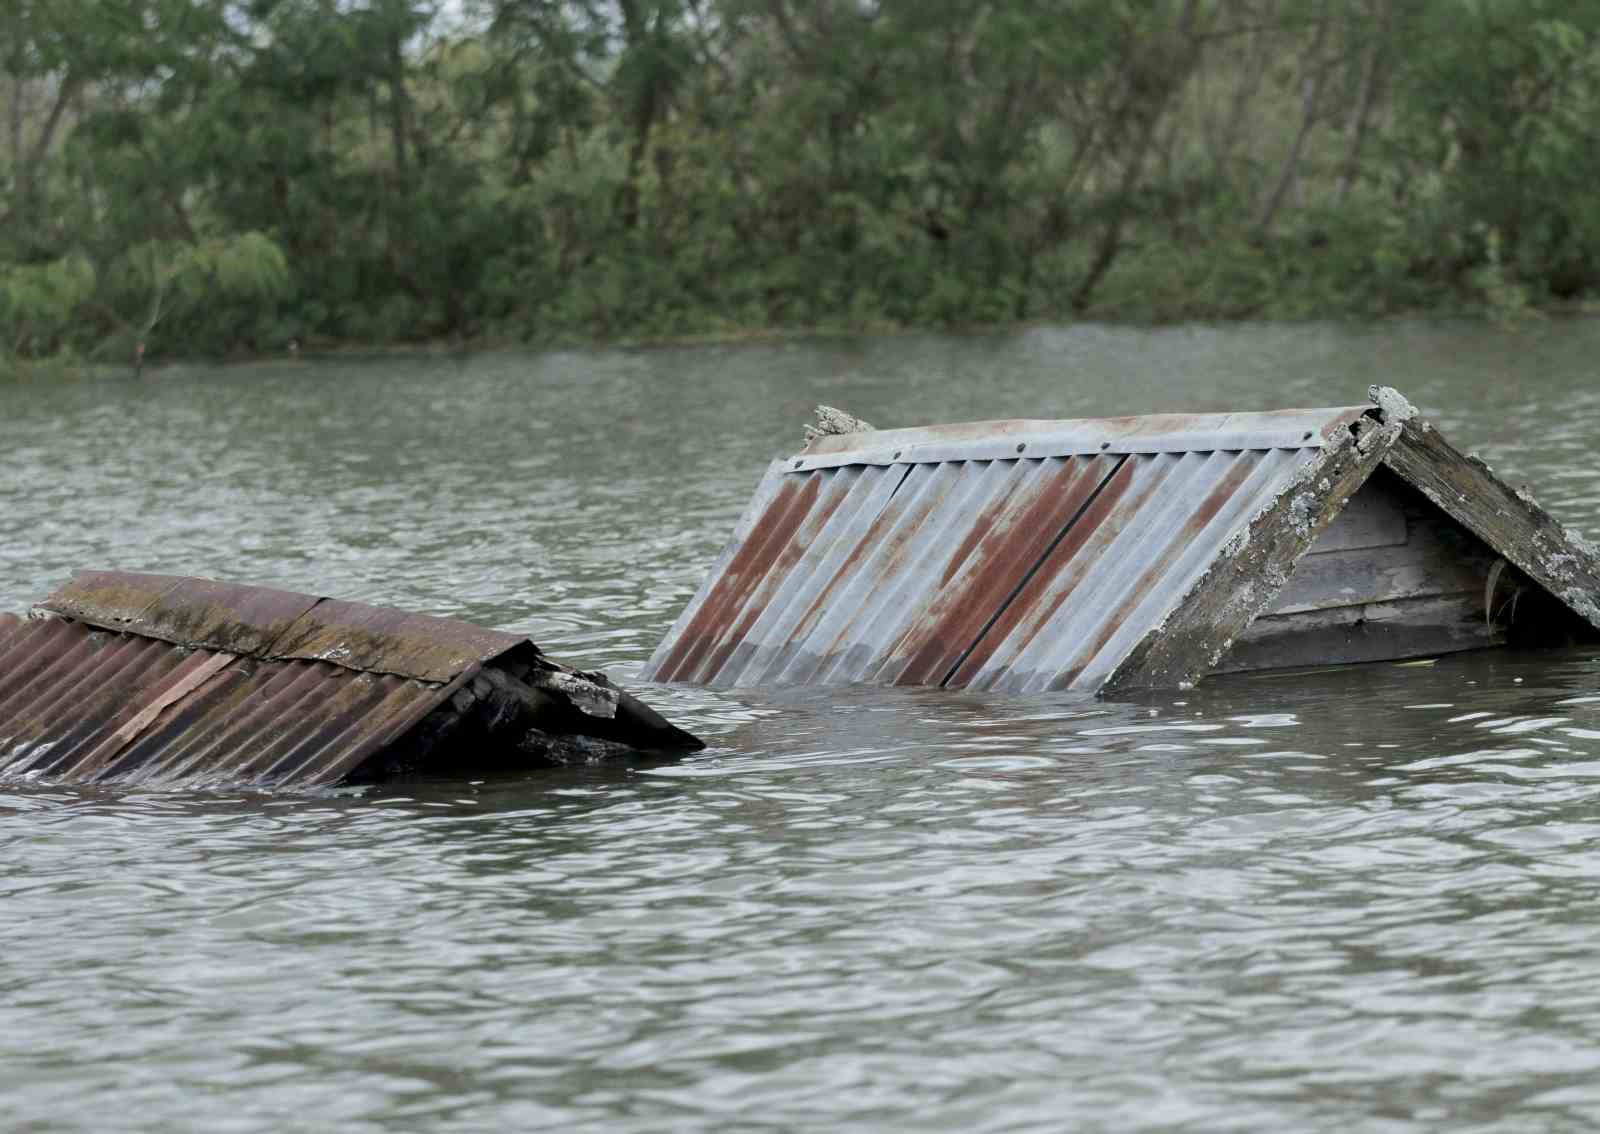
[
  {"x1": 1269, "y1": 542, "x2": 1489, "y2": 615},
  {"x1": 1220, "y1": 593, "x2": 1493, "y2": 673},
  {"x1": 1267, "y1": 472, "x2": 1497, "y2": 616},
  {"x1": 1304, "y1": 484, "x2": 1407, "y2": 555},
  {"x1": 1103, "y1": 409, "x2": 1399, "y2": 693},
  {"x1": 1382, "y1": 421, "x2": 1600, "y2": 632}
]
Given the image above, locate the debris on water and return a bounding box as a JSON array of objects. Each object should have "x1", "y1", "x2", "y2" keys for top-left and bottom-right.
[{"x1": 0, "y1": 571, "x2": 703, "y2": 790}]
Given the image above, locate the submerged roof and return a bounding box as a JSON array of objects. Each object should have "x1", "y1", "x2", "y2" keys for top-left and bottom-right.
[
  {"x1": 0, "y1": 571, "x2": 534, "y2": 788},
  {"x1": 644, "y1": 390, "x2": 1600, "y2": 694}
]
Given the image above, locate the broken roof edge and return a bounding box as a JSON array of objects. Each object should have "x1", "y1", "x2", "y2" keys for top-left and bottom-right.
[
  {"x1": 33, "y1": 570, "x2": 537, "y2": 685},
  {"x1": 791, "y1": 405, "x2": 1372, "y2": 472}
]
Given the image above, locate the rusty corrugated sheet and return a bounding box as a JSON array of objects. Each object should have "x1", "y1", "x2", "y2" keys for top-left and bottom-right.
[
  {"x1": 0, "y1": 617, "x2": 457, "y2": 787},
  {"x1": 267, "y1": 598, "x2": 525, "y2": 683},
  {"x1": 36, "y1": 570, "x2": 321, "y2": 655},
  {"x1": 644, "y1": 406, "x2": 1369, "y2": 692},
  {"x1": 37, "y1": 570, "x2": 528, "y2": 682},
  {"x1": 0, "y1": 572, "x2": 534, "y2": 787}
]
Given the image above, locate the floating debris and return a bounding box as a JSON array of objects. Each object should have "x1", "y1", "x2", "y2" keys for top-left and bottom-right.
[
  {"x1": 645, "y1": 387, "x2": 1600, "y2": 693},
  {"x1": 0, "y1": 571, "x2": 702, "y2": 789}
]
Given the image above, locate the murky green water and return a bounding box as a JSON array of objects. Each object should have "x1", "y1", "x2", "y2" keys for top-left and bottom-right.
[{"x1": 5, "y1": 321, "x2": 1600, "y2": 1132}]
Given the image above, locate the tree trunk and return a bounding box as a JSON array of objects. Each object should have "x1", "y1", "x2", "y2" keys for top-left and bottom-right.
[
  {"x1": 1336, "y1": 0, "x2": 1389, "y2": 203},
  {"x1": 1071, "y1": 0, "x2": 1205, "y2": 312},
  {"x1": 1256, "y1": 4, "x2": 1333, "y2": 236},
  {"x1": 1211, "y1": 18, "x2": 1273, "y2": 177},
  {"x1": 16, "y1": 74, "x2": 82, "y2": 234},
  {"x1": 387, "y1": 34, "x2": 410, "y2": 182},
  {"x1": 614, "y1": 0, "x2": 666, "y2": 231},
  {"x1": 8, "y1": 73, "x2": 23, "y2": 193}
]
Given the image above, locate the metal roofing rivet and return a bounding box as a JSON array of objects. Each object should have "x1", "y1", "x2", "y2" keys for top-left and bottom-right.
[
  {"x1": 793, "y1": 460, "x2": 803, "y2": 469},
  {"x1": 1302, "y1": 431, "x2": 1314, "y2": 441},
  {"x1": 1016, "y1": 443, "x2": 1026, "y2": 453},
  {"x1": 893, "y1": 450, "x2": 902, "y2": 460},
  {"x1": 1099, "y1": 441, "x2": 1110, "y2": 450}
]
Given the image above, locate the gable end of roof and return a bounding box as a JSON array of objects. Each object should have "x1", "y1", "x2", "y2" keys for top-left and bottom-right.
[{"x1": 1380, "y1": 419, "x2": 1600, "y2": 633}]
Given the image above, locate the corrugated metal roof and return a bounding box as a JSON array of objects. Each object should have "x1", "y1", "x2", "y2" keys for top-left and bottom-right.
[
  {"x1": 0, "y1": 572, "x2": 533, "y2": 788},
  {"x1": 644, "y1": 406, "x2": 1371, "y2": 692},
  {"x1": 36, "y1": 570, "x2": 321, "y2": 656},
  {"x1": 38, "y1": 570, "x2": 528, "y2": 682},
  {"x1": 0, "y1": 617, "x2": 453, "y2": 788}
]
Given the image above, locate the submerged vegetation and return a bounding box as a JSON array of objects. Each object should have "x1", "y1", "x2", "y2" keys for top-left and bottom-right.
[{"x1": 5, "y1": 0, "x2": 1600, "y2": 368}]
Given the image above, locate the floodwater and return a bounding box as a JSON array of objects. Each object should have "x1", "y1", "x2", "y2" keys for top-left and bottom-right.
[{"x1": 4, "y1": 321, "x2": 1600, "y2": 1132}]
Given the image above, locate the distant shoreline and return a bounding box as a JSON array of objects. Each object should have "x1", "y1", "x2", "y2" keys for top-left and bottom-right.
[{"x1": 8, "y1": 302, "x2": 1596, "y2": 382}]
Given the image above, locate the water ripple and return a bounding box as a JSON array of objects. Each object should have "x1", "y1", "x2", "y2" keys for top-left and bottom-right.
[{"x1": 5, "y1": 326, "x2": 1600, "y2": 1131}]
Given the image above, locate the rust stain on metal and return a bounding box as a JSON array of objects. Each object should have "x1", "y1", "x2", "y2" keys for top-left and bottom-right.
[
  {"x1": 887, "y1": 456, "x2": 1122, "y2": 686},
  {"x1": 33, "y1": 570, "x2": 185, "y2": 632},
  {"x1": 778, "y1": 462, "x2": 977, "y2": 686},
  {"x1": 947, "y1": 454, "x2": 1154, "y2": 687},
  {"x1": 1040, "y1": 450, "x2": 1262, "y2": 692},
  {"x1": 37, "y1": 569, "x2": 525, "y2": 684},
  {"x1": 79, "y1": 652, "x2": 237, "y2": 772},
  {"x1": 783, "y1": 475, "x2": 905, "y2": 633},
  {"x1": 2, "y1": 572, "x2": 700, "y2": 789},
  {"x1": 651, "y1": 472, "x2": 820, "y2": 681},
  {"x1": 692, "y1": 467, "x2": 860, "y2": 683},
  {"x1": 127, "y1": 577, "x2": 321, "y2": 656},
  {"x1": 0, "y1": 615, "x2": 455, "y2": 788}
]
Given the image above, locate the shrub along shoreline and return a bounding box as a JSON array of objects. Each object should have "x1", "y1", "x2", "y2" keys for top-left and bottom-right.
[{"x1": 7, "y1": 2, "x2": 1600, "y2": 373}]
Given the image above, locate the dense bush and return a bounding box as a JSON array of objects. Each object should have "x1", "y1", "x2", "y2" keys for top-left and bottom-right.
[{"x1": 5, "y1": 0, "x2": 1600, "y2": 369}]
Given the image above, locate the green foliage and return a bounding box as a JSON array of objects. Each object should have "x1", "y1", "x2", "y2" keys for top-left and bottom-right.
[
  {"x1": 10, "y1": 0, "x2": 1600, "y2": 372},
  {"x1": 0, "y1": 255, "x2": 97, "y2": 355}
]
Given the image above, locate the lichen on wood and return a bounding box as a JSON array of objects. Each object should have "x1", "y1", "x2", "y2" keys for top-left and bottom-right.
[
  {"x1": 803, "y1": 405, "x2": 876, "y2": 445},
  {"x1": 1380, "y1": 419, "x2": 1600, "y2": 634}
]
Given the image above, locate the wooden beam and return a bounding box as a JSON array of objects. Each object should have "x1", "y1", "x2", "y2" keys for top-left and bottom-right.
[{"x1": 1219, "y1": 594, "x2": 1494, "y2": 673}]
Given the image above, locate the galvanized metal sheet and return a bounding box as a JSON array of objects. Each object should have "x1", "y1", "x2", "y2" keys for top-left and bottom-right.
[
  {"x1": 96, "y1": 658, "x2": 454, "y2": 789},
  {"x1": 0, "y1": 616, "x2": 458, "y2": 788},
  {"x1": 647, "y1": 405, "x2": 1359, "y2": 691},
  {"x1": 950, "y1": 447, "x2": 1313, "y2": 692},
  {"x1": 870, "y1": 455, "x2": 1122, "y2": 687},
  {"x1": 765, "y1": 456, "x2": 1123, "y2": 688},
  {"x1": 36, "y1": 571, "x2": 528, "y2": 684},
  {"x1": 647, "y1": 464, "x2": 900, "y2": 683},
  {"x1": 793, "y1": 407, "x2": 1368, "y2": 471}
]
